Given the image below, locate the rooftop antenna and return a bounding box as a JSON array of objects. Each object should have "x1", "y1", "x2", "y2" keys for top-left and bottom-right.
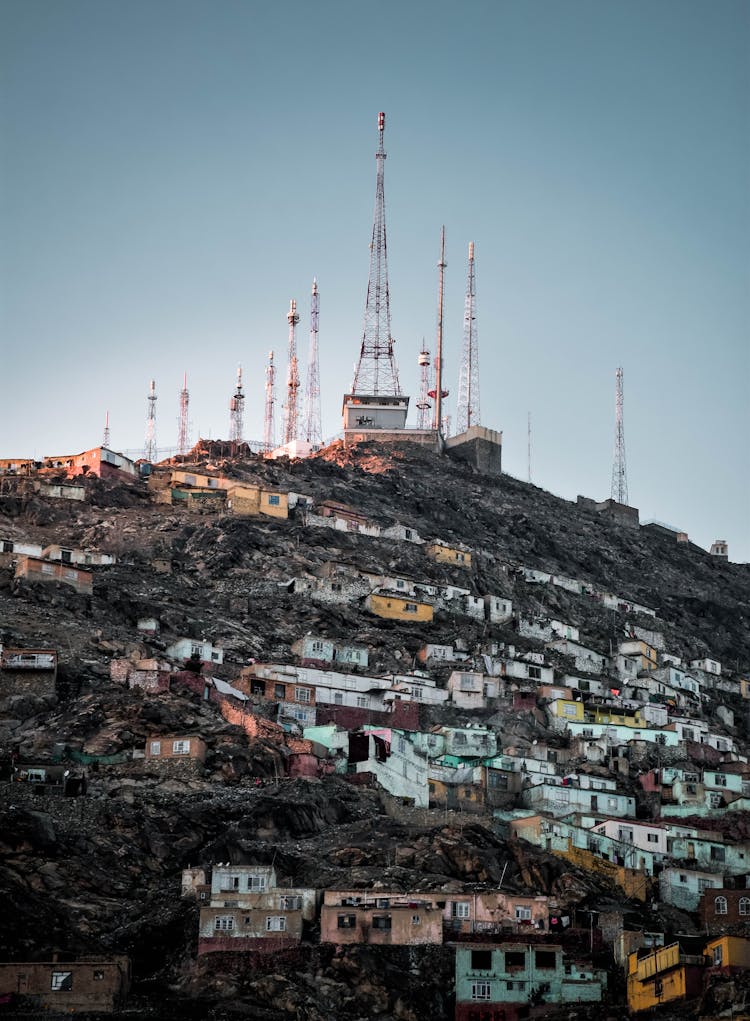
[
  {"x1": 303, "y1": 279, "x2": 322, "y2": 446},
  {"x1": 229, "y1": 365, "x2": 245, "y2": 453},
  {"x1": 610, "y1": 367, "x2": 628, "y2": 505},
  {"x1": 102, "y1": 410, "x2": 110, "y2": 449},
  {"x1": 263, "y1": 350, "x2": 276, "y2": 452},
  {"x1": 351, "y1": 112, "x2": 401, "y2": 396},
  {"x1": 283, "y1": 299, "x2": 301, "y2": 445},
  {"x1": 177, "y1": 372, "x2": 190, "y2": 457},
  {"x1": 416, "y1": 342, "x2": 431, "y2": 429},
  {"x1": 456, "y1": 241, "x2": 480, "y2": 434},
  {"x1": 144, "y1": 380, "x2": 157, "y2": 462},
  {"x1": 431, "y1": 226, "x2": 448, "y2": 433}
]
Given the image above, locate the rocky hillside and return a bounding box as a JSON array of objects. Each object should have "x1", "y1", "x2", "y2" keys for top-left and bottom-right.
[{"x1": 0, "y1": 441, "x2": 748, "y2": 1020}]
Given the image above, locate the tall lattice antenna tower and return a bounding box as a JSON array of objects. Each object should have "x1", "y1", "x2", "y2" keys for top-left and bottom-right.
[
  {"x1": 416, "y1": 343, "x2": 431, "y2": 429},
  {"x1": 431, "y1": 227, "x2": 448, "y2": 432},
  {"x1": 610, "y1": 366, "x2": 629, "y2": 504},
  {"x1": 283, "y1": 299, "x2": 300, "y2": 445},
  {"x1": 102, "y1": 410, "x2": 110, "y2": 449},
  {"x1": 351, "y1": 112, "x2": 401, "y2": 396},
  {"x1": 263, "y1": 351, "x2": 276, "y2": 452},
  {"x1": 456, "y1": 241, "x2": 480, "y2": 434},
  {"x1": 229, "y1": 365, "x2": 245, "y2": 451},
  {"x1": 303, "y1": 279, "x2": 322, "y2": 446},
  {"x1": 177, "y1": 372, "x2": 190, "y2": 456},
  {"x1": 144, "y1": 380, "x2": 157, "y2": 461}
]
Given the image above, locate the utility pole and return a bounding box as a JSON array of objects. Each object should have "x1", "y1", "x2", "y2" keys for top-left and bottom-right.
[
  {"x1": 303, "y1": 279, "x2": 322, "y2": 446},
  {"x1": 283, "y1": 299, "x2": 300, "y2": 445},
  {"x1": 177, "y1": 372, "x2": 190, "y2": 456},
  {"x1": 143, "y1": 380, "x2": 157, "y2": 462},
  {"x1": 229, "y1": 365, "x2": 245, "y2": 452},
  {"x1": 432, "y1": 226, "x2": 447, "y2": 433},
  {"x1": 351, "y1": 112, "x2": 401, "y2": 396},
  {"x1": 611, "y1": 367, "x2": 629, "y2": 504},
  {"x1": 456, "y1": 241, "x2": 480, "y2": 434},
  {"x1": 263, "y1": 351, "x2": 276, "y2": 452}
]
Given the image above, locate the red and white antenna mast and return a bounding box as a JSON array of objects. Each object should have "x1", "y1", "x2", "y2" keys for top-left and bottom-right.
[
  {"x1": 303, "y1": 279, "x2": 322, "y2": 446},
  {"x1": 177, "y1": 372, "x2": 190, "y2": 456},
  {"x1": 611, "y1": 367, "x2": 628, "y2": 504},
  {"x1": 144, "y1": 380, "x2": 157, "y2": 462},
  {"x1": 283, "y1": 299, "x2": 301, "y2": 445},
  {"x1": 263, "y1": 351, "x2": 276, "y2": 451},
  {"x1": 102, "y1": 410, "x2": 110, "y2": 449},
  {"x1": 456, "y1": 241, "x2": 480, "y2": 434},
  {"x1": 430, "y1": 226, "x2": 449, "y2": 432},
  {"x1": 229, "y1": 365, "x2": 245, "y2": 452},
  {"x1": 416, "y1": 343, "x2": 432, "y2": 429},
  {"x1": 351, "y1": 112, "x2": 401, "y2": 396}
]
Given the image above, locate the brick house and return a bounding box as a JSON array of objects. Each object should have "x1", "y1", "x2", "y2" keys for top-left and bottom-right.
[
  {"x1": 144, "y1": 735, "x2": 206, "y2": 773},
  {"x1": 0, "y1": 956, "x2": 130, "y2": 1013},
  {"x1": 14, "y1": 555, "x2": 93, "y2": 595},
  {"x1": 699, "y1": 885, "x2": 750, "y2": 928}
]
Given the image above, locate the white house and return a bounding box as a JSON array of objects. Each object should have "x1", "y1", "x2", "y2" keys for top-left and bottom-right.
[
  {"x1": 166, "y1": 637, "x2": 224, "y2": 665},
  {"x1": 690, "y1": 658, "x2": 721, "y2": 676},
  {"x1": 546, "y1": 639, "x2": 607, "y2": 674},
  {"x1": 447, "y1": 671, "x2": 499, "y2": 709},
  {"x1": 659, "y1": 867, "x2": 724, "y2": 911},
  {"x1": 522, "y1": 782, "x2": 636, "y2": 818}
]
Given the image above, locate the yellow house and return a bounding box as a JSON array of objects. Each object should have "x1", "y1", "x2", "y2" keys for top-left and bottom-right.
[
  {"x1": 740, "y1": 679, "x2": 750, "y2": 700},
  {"x1": 593, "y1": 707, "x2": 645, "y2": 727},
  {"x1": 705, "y1": 936, "x2": 750, "y2": 969},
  {"x1": 259, "y1": 490, "x2": 288, "y2": 519},
  {"x1": 366, "y1": 592, "x2": 433, "y2": 622},
  {"x1": 425, "y1": 540, "x2": 472, "y2": 568},
  {"x1": 620, "y1": 639, "x2": 658, "y2": 672},
  {"x1": 549, "y1": 698, "x2": 585, "y2": 722},
  {"x1": 627, "y1": 943, "x2": 706, "y2": 1013},
  {"x1": 171, "y1": 469, "x2": 228, "y2": 490},
  {"x1": 226, "y1": 485, "x2": 288, "y2": 519}
]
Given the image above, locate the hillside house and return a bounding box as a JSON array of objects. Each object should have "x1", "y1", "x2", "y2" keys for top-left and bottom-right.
[
  {"x1": 41, "y1": 544, "x2": 115, "y2": 566},
  {"x1": 381, "y1": 521, "x2": 424, "y2": 543},
  {"x1": 365, "y1": 591, "x2": 434, "y2": 622},
  {"x1": 699, "y1": 884, "x2": 750, "y2": 928},
  {"x1": 547, "y1": 639, "x2": 607, "y2": 674},
  {"x1": 0, "y1": 957, "x2": 131, "y2": 1014},
  {"x1": 306, "y1": 500, "x2": 382, "y2": 536},
  {"x1": 626, "y1": 940, "x2": 706, "y2": 1013},
  {"x1": 251, "y1": 664, "x2": 390, "y2": 714},
  {"x1": 691, "y1": 657, "x2": 721, "y2": 676},
  {"x1": 658, "y1": 867, "x2": 724, "y2": 911},
  {"x1": 145, "y1": 735, "x2": 206, "y2": 774},
  {"x1": 666, "y1": 832, "x2": 750, "y2": 874},
  {"x1": 485, "y1": 595, "x2": 513, "y2": 624},
  {"x1": 110, "y1": 657, "x2": 171, "y2": 693},
  {"x1": 417, "y1": 643, "x2": 460, "y2": 665},
  {"x1": 194, "y1": 865, "x2": 316, "y2": 954},
  {"x1": 320, "y1": 890, "x2": 443, "y2": 946},
  {"x1": 0, "y1": 537, "x2": 43, "y2": 557},
  {"x1": 14, "y1": 555, "x2": 93, "y2": 595},
  {"x1": 38, "y1": 481, "x2": 86, "y2": 500},
  {"x1": 618, "y1": 639, "x2": 658, "y2": 672},
  {"x1": 447, "y1": 671, "x2": 499, "y2": 709},
  {"x1": 291, "y1": 636, "x2": 369, "y2": 668},
  {"x1": 165, "y1": 638, "x2": 224, "y2": 666},
  {"x1": 547, "y1": 698, "x2": 585, "y2": 728},
  {"x1": 522, "y1": 782, "x2": 635, "y2": 818},
  {"x1": 563, "y1": 719, "x2": 679, "y2": 748},
  {"x1": 386, "y1": 673, "x2": 449, "y2": 706},
  {"x1": 454, "y1": 942, "x2": 607, "y2": 1020},
  {"x1": 519, "y1": 618, "x2": 579, "y2": 643},
  {"x1": 425, "y1": 539, "x2": 472, "y2": 568},
  {"x1": 43, "y1": 445, "x2": 136, "y2": 480},
  {"x1": 0, "y1": 647, "x2": 58, "y2": 698},
  {"x1": 502, "y1": 658, "x2": 554, "y2": 685},
  {"x1": 226, "y1": 484, "x2": 289, "y2": 519}
]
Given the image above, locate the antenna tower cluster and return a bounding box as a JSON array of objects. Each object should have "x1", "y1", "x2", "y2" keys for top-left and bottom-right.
[
  {"x1": 351, "y1": 112, "x2": 401, "y2": 396},
  {"x1": 456, "y1": 242, "x2": 480, "y2": 434},
  {"x1": 611, "y1": 366, "x2": 629, "y2": 504}
]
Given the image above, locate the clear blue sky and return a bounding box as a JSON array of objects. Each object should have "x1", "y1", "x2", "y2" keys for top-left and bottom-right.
[{"x1": 1, "y1": 0, "x2": 748, "y2": 560}]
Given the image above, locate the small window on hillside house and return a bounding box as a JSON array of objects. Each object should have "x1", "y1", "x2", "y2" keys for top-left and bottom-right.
[
  {"x1": 173, "y1": 740, "x2": 190, "y2": 755},
  {"x1": 268, "y1": 495, "x2": 280, "y2": 506},
  {"x1": 535, "y1": 951, "x2": 556, "y2": 969},
  {"x1": 505, "y1": 951, "x2": 525, "y2": 969},
  {"x1": 715, "y1": 896, "x2": 728, "y2": 915},
  {"x1": 471, "y1": 950, "x2": 493, "y2": 971},
  {"x1": 51, "y1": 972, "x2": 73, "y2": 991}
]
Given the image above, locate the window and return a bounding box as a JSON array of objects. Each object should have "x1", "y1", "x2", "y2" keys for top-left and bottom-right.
[
  {"x1": 150, "y1": 741, "x2": 161, "y2": 756},
  {"x1": 471, "y1": 950, "x2": 493, "y2": 971},
  {"x1": 214, "y1": 915, "x2": 235, "y2": 931},
  {"x1": 562, "y1": 704, "x2": 577, "y2": 716},
  {"x1": 265, "y1": 916, "x2": 286, "y2": 932},
  {"x1": 698, "y1": 878, "x2": 712, "y2": 892},
  {"x1": 333, "y1": 692, "x2": 344, "y2": 705},
  {"x1": 274, "y1": 684, "x2": 285, "y2": 699},
  {"x1": 452, "y1": 902, "x2": 470, "y2": 919},
  {"x1": 471, "y1": 982, "x2": 491, "y2": 1000},
  {"x1": 411, "y1": 915, "x2": 421, "y2": 926},
  {"x1": 396, "y1": 579, "x2": 405, "y2": 589},
  {"x1": 528, "y1": 666, "x2": 542, "y2": 680},
  {"x1": 356, "y1": 696, "x2": 368, "y2": 708},
  {"x1": 51, "y1": 972, "x2": 73, "y2": 991},
  {"x1": 647, "y1": 834, "x2": 659, "y2": 843},
  {"x1": 711, "y1": 846, "x2": 726, "y2": 863},
  {"x1": 505, "y1": 951, "x2": 525, "y2": 969},
  {"x1": 713, "y1": 944, "x2": 723, "y2": 966},
  {"x1": 535, "y1": 951, "x2": 556, "y2": 970},
  {"x1": 172, "y1": 740, "x2": 190, "y2": 755},
  {"x1": 42, "y1": 563, "x2": 55, "y2": 574},
  {"x1": 268, "y1": 495, "x2": 280, "y2": 506},
  {"x1": 93, "y1": 971, "x2": 104, "y2": 981},
  {"x1": 279, "y1": 896, "x2": 302, "y2": 910},
  {"x1": 211, "y1": 651, "x2": 221, "y2": 662},
  {"x1": 311, "y1": 640, "x2": 324, "y2": 653},
  {"x1": 295, "y1": 687, "x2": 311, "y2": 703},
  {"x1": 739, "y1": 898, "x2": 750, "y2": 916},
  {"x1": 337, "y1": 914, "x2": 356, "y2": 928},
  {"x1": 371, "y1": 915, "x2": 391, "y2": 930},
  {"x1": 515, "y1": 906, "x2": 532, "y2": 921},
  {"x1": 404, "y1": 603, "x2": 418, "y2": 613},
  {"x1": 715, "y1": 896, "x2": 728, "y2": 916},
  {"x1": 715, "y1": 774, "x2": 727, "y2": 787}
]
